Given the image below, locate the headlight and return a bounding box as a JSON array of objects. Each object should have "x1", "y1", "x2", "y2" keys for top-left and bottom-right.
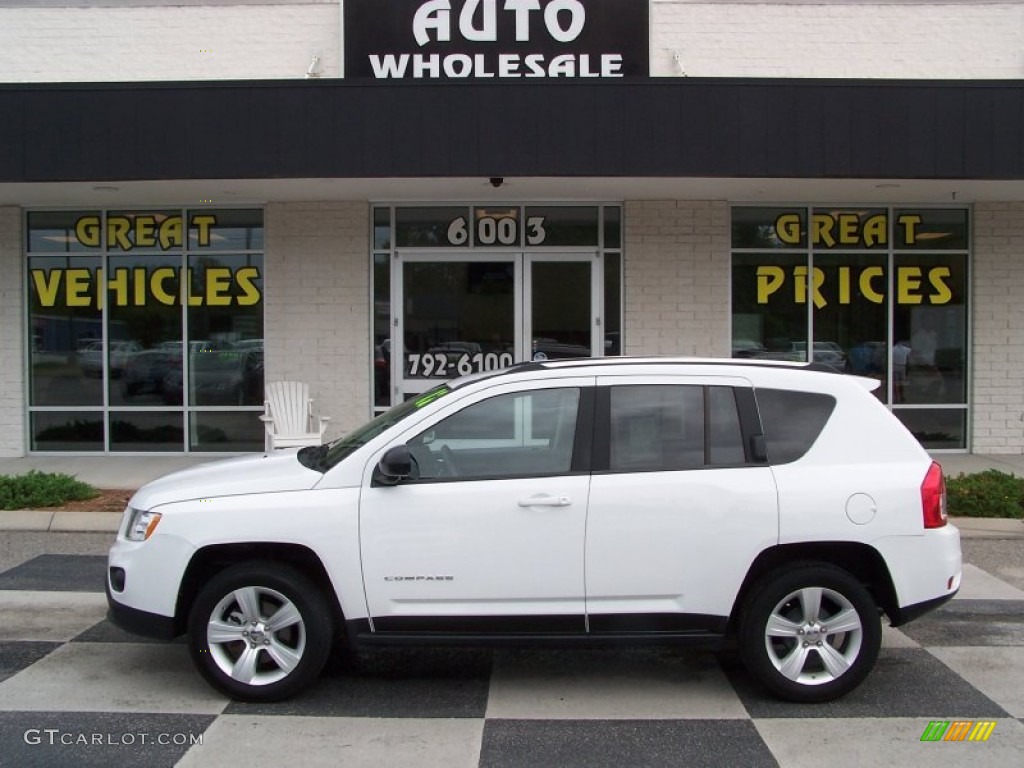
[{"x1": 125, "y1": 508, "x2": 162, "y2": 541}]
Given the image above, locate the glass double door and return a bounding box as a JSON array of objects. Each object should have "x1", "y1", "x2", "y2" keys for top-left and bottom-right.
[{"x1": 393, "y1": 253, "x2": 601, "y2": 402}]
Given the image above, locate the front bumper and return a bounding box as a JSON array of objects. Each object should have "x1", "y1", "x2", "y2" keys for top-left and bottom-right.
[
  {"x1": 106, "y1": 529, "x2": 196, "y2": 637},
  {"x1": 106, "y1": 577, "x2": 179, "y2": 640}
]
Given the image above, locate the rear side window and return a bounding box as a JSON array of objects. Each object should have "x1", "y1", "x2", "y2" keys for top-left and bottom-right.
[
  {"x1": 607, "y1": 385, "x2": 747, "y2": 472},
  {"x1": 756, "y1": 388, "x2": 836, "y2": 464},
  {"x1": 610, "y1": 386, "x2": 704, "y2": 471}
]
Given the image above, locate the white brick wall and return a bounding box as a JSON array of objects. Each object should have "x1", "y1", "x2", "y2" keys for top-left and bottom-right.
[
  {"x1": 0, "y1": 2, "x2": 1020, "y2": 82},
  {"x1": 0, "y1": 3, "x2": 340, "y2": 82},
  {"x1": 652, "y1": 1, "x2": 1024, "y2": 79},
  {"x1": 622, "y1": 200, "x2": 731, "y2": 357},
  {"x1": 0, "y1": 208, "x2": 26, "y2": 457},
  {"x1": 971, "y1": 202, "x2": 1024, "y2": 454},
  {"x1": 264, "y1": 201, "x2": 370, "y2": 440}
]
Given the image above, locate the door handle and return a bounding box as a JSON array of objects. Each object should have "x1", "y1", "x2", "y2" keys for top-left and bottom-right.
[{"x1": 517, "y1": 495, "x2": 572, "y2": 508}]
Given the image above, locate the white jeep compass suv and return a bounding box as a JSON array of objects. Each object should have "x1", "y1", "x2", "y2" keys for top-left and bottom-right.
[{"x1": 107, "y1": 358, "x2": 961, "y2": 703}]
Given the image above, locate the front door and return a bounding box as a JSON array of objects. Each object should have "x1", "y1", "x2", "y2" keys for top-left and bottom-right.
[
  {"x1": 393, "y1": 253, "x2": 601, "y2": 403},
  {"x1": 359, "y1": 379, "x2": 594, "y2": 633}
]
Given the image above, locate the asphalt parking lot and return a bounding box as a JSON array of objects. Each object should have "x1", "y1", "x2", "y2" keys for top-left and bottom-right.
[{"x1": 0, "y1": 525, "x2": 1021, "y2": 767}]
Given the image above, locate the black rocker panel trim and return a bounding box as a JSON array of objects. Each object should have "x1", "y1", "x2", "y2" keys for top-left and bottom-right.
[
  {"x1": 370, "y1": 614, "x2": 584, "y2": 634},
  {"x1": 356, "y1": 612, "x2": 728, "y2": 639},
  {"x1": 588, "y1": 612, "x2": 729, "y2": 634}
]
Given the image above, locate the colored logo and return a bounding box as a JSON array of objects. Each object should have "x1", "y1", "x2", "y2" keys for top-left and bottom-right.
[{"x1": 920, "y1": 720, "x2": 996, "y2": 742}]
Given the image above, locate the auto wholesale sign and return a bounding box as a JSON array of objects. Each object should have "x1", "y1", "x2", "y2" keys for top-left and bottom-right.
[{"x1": 344, "y1": 0, "x2": 649, "y2": 80}]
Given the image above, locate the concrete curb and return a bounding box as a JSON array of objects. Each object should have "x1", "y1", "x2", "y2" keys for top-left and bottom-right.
[
  {"x1": 949, "y1": 516, "x2": 1024, "y2": 539},
  {"x1": 1, "y1": 510, "x2": 122, "y2": 534},
  {"x1": 0, "y1": 509, "x2": 1021, "y2": 537}
]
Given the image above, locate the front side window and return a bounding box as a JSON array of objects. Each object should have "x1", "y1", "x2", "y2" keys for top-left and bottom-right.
[{"x1": 408, "y1": 388, "x2": 580, "y2": 480}]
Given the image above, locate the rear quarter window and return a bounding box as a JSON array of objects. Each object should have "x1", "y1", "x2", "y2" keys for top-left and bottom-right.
[{"x1": 755, "y1": 388, "x2": 837, "y2": 464}]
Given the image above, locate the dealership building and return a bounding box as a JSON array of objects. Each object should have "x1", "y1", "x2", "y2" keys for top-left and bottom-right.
[{"x1": 1, "y1": 0, "x2": 1022, "y2": 456}]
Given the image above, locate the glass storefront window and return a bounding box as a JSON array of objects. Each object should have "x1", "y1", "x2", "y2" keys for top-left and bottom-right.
[
  {"x1": 731, "y1": 206, "x2": 970, "y2": 449},
  {"x1": 28, "y1": 255, "x2": 104, "y2": 407},
  {"x1": 186, "y1": 252, "x2": 264, "y2": 408},
  {"x1": 27, "y1": 211, "x2": 100, "y2": 254},
  {"x1": 813, "y1": 252, "x2": 889, "y2": 400},
  {"x1": 189, "y1": 208, "x2": 263, "y2": 251},
  {"x1": 809, "y1": 208, "x2": 888, "y2": 250},
  {"x1": 374, "y1": 207, "x2": 392, "y2": 250},
  {"x1": 731, "y1": 252, "x2": 810, "y2": 362},
  {"x1": 524, "y1": 206, "x2": 599, "y2": 246},
  {"x1": 31, "y1": 413, "x2": 104, "y2": 452},
  {"x1": 396, "y1": 206, "x2": 469, "y2": 248},
  {"x1": 110, "y1": 411, "x2": 184, "y2": 452},
  {"x1": 107, "y1": 253, "x2": 183, "y2": 411},
  {"x1": 894, "y1": 409, "x2": 967, "y2": 451},
  {"x1": 26, "y1": 208, "x2": 264, "y2": 453},
  {"x1": 894, "y1": 208, "x2": 969, "y2": 250},
  {"x1": 732, "y1": 207, "x2": 806, "y2": 249},
  {"x1": 373, "y1": 251, "x2": 391, "y2": 409},
  {"x1": 603, "y1": 206, "x2": 621, "y2": 249},
  {"x1": 604, "y1": 253, "x2": 622, "y2": 356},
  {"x1": 189, "y1": 411, "x2": 264, "y2": 452},
  {"x1": 892, "y1": 253, "x2": 968, "y2": 406}
]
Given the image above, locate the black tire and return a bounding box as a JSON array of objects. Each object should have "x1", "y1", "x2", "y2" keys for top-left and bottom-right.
[
  {"x1": 738, "y1": 563, "x2": 881, "y2": 703},
  {"x1": 187, "y1": 562, "x2": 334, "y2": 702}
]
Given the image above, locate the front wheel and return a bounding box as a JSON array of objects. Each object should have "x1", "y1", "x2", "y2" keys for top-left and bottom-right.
[
  {"x1": 187, "y1": 562, "x2": 334, "y2": 702},
  {"x1": 738, "y1": 563, "x2": 881, "y2": 703}
]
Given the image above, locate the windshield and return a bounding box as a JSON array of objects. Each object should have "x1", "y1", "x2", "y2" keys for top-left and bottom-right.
[{"x1": 316, "y1": 385, "x2": 452, "y2": 471}]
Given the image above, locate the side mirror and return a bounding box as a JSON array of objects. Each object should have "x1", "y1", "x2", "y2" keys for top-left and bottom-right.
[{"x1": 375, "y1": 445, "x2": 413, "y2": 486}]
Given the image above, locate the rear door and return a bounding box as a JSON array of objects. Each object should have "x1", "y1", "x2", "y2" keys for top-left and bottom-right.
[{"x1": 584, "y1": 375, "x2": 778, "y2": 634}]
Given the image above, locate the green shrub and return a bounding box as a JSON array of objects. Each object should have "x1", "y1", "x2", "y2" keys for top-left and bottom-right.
[
  {"x1": 946, "y1": 470, "x2": 1024, "y2": 519},
  {"x1": 0, "y1": 470, "x2": 99, "y2": 510}
]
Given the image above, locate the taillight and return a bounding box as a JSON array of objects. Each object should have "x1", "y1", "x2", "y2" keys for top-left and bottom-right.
[{"x1": 921, "y1": 461, "x2": 947, "y2": 529}]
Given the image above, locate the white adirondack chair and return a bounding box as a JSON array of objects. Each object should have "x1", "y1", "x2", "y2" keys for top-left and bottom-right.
[{"x1": 260, "y1": 381, "x2": 330, "y2": 450}]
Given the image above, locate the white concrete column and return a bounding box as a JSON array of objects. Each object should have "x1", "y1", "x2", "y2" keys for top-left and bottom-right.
[
  {"x1": 264, "y1": 201, "x2": 371, "y2": 439},
  {"x1": 0, "y1": 207, "x2": 26, "y2": 456},
  {"x1": 972, "y1": 202, "x2": 1024, "y2": 455},
  {"x1": 623, "y1": 200, "x2": 730, "y2": 357}
]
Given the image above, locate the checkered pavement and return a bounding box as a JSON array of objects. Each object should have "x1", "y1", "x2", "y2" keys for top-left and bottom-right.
[{"x1": 0, "y1": 554, "x2": 1022, "y2": 767}]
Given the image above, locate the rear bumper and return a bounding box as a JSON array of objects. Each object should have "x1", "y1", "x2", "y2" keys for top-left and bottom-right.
[
  {"x1": 888, "y1": 588, "x2": 958, "y2": 627},
  {"x1": 875, "y1": 524, "x2": 961, "y2": 624}
]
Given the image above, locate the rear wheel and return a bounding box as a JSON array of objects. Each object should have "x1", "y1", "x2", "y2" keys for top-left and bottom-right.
[
  {"x1": 739, "y1": 563, "x2": 881, "y2": 703},
  {"x1": 187, "y1": 562, "x2": 333, "y2": 702}
]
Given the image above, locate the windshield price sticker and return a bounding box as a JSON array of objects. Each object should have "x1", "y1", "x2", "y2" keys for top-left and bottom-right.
[{"x1": 407, "y1": 351, "x2": 514, "y2": 378}]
